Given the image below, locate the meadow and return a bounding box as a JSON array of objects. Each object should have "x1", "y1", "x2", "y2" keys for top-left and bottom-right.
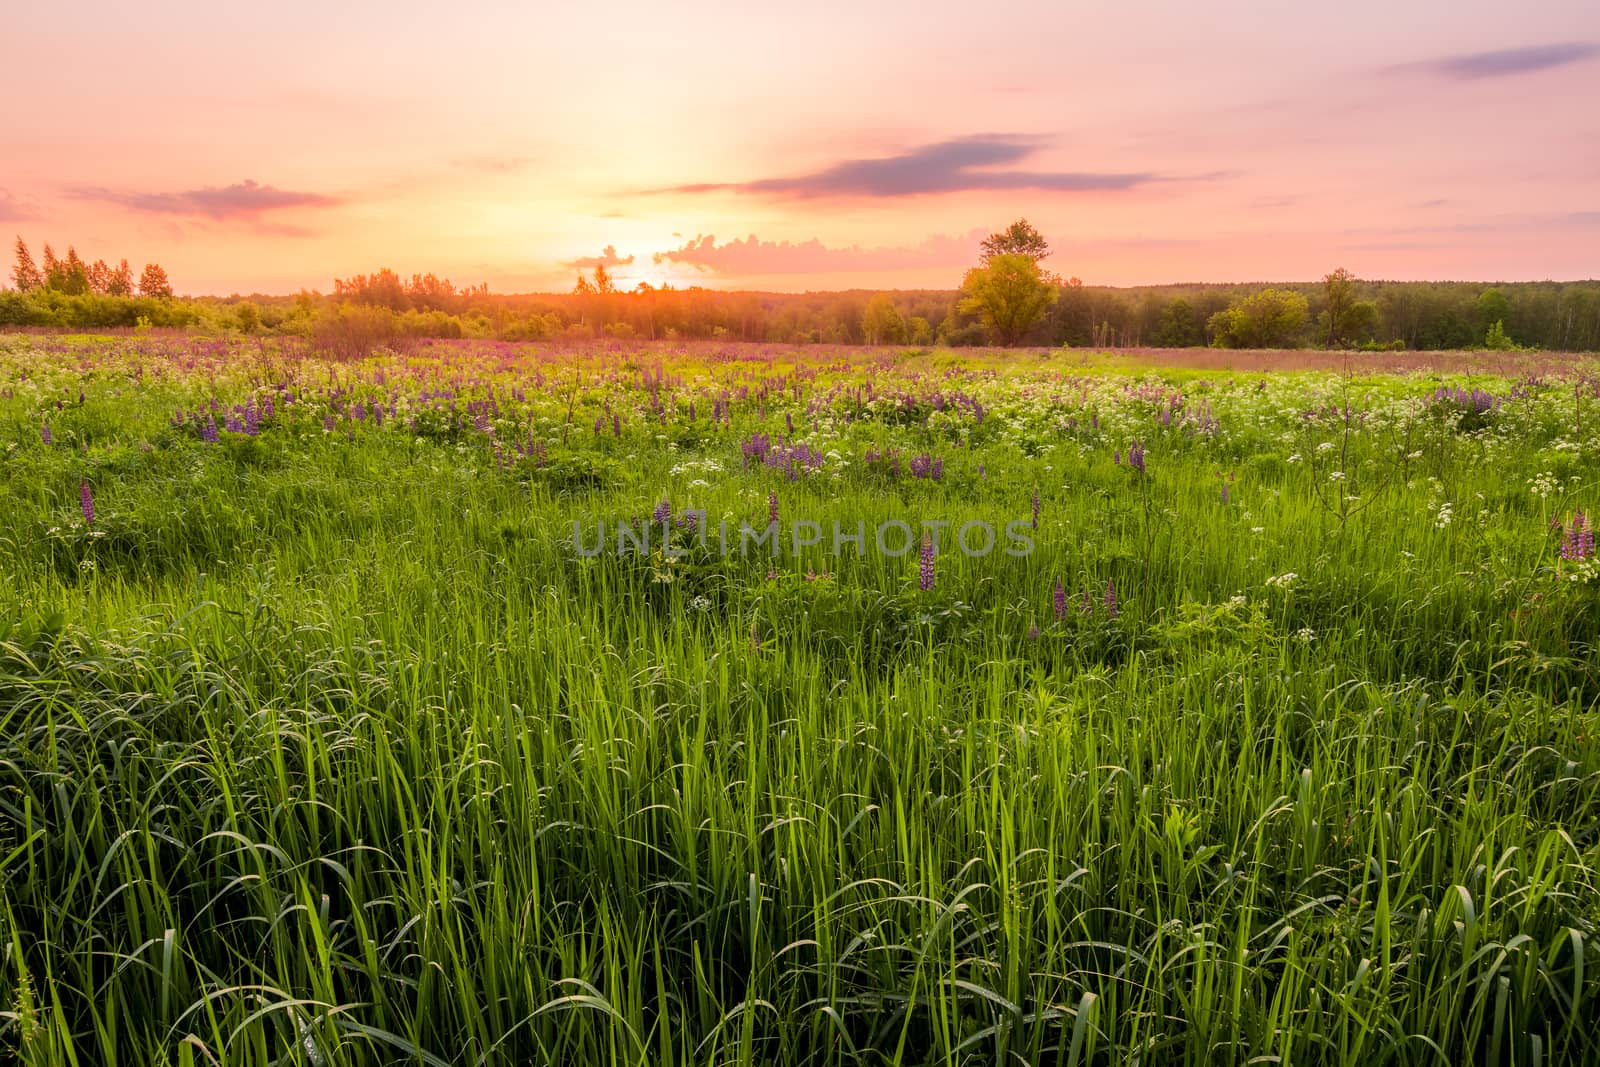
[{"x1": 1, "y1": 332, "x2": 1598, "y2": 1066}]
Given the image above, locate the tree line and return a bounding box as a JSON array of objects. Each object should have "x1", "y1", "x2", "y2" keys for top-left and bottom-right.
[{"x1": 6, "y1": 229, "x2": 1600, "y2": 352}]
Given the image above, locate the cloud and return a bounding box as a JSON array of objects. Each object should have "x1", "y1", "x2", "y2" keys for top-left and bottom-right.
[
  {"x1": 653, "y1": 135, "x2": 1161, "y2": 199},
  {"x1": 0, "y1": 188, "x2": 35, "y2": 222},
  {"x1": 1389, "y1": 42, "x2": 1600, "y2": 80},
  {"x1": 68, "y1": 179, "x2": 340, "y2": 221},
  {"x1": 562, "y1": 244, "x2": 636, "y2": 270},
  {"x1": 653, "y1": 229, "x2": 989, "y2": 274},
  {"x1": 452, "y1": 155, "x2": 534, "y2": 173}
]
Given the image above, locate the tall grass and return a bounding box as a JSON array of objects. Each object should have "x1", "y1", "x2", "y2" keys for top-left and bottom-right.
[{"x1": 1, "y1": 334, "x2": 1598, "y2": 1065}]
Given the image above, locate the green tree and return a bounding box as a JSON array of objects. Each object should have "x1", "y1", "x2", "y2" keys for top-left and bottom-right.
[
  {"x1": 862, "y1": 293, "x2": 906, "y2": 345},
  {"x1": 1477, "y1": 288, "x2": 1512, "y2": 340},
  {"x1": 1207, "y1": 288, "x2": 1309, "y2": 348},
  {"x1": 1153, "y1": 298, "x2": 1204, "y2": 347},
  {"x1": 980, "y1": 219, "x2": 1050, "y2": 263},
  {"x1": 234, "y1": 301, "x2": 261, "y2": 333},
  {"x1": 957, "y1": 253, "x2": 1058, "y2": 346},
  {"x1": 907, "y1": 315, "x2": 934, "y2": 345},
  {"x1": 1483, "y1": 320, "x2": 1517, "y2": 351},
  {"x1": 138, "y1": 262, "x2": 174, "y2": 299},
  {"x1": 1322, "y1": 267, "x2": 1356, "y2": 347},
  {"x1": 11, "y1": 237, "x2": 41, "y2": 291}
]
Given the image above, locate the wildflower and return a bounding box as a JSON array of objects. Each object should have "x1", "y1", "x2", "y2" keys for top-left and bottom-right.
[
  {"x1": 41, "y1": 425, "x2": 52, "y2": 445},
  {"x1": 1128, "y1": 441, "x2": 1146, "y2": 475},
  {"x1": 768, "y1": 492, "x2": 779, "y2": 527},
  {"x1": 1265, "y1": 572, "x2": 1298, "y2": 589},
  {"x1": 79, "y1": 480, "x2": 94, "y2": 526},
  {"x1": 1080, "y1": 589, "x2": 1092, "y2": 614},
  {"x1": 1031, "y1": 487, "x2": 1041, "y2": 529},
  {"x1": 1027, "y1": 623, "x2": 1040, "y2": 640},
  {"x1": 1102, "y1": 579, "x2": 1118, "y2": 617},
  {"x1": 653, "y1": 499, "x2": 671, "y2": 524},
  {"x1": 1295, "y1": 627, "x2": 1315, "y2": 644},
  {"x1": 1053, "y1": 580, "x2": 1067, "y2": 621},
  {"x1": 1561, "y1": 510, "x2": 1594, "y2": 560},
  {"x1": 918, "y1": 534, "x2": 936, "y2": 591}
]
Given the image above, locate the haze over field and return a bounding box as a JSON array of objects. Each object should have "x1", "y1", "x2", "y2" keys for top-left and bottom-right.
[{"x1": 4, "y1": 0, "x2": 1598, "y2": 295}]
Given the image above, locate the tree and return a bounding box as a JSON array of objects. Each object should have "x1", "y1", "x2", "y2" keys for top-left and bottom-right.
[
  {"x1": 40, "y1": 244, "x2": 59, "y2": 285},
  {"x1": 139, "y1": 262, "x2": 174, "y2": 299},
  {"x1": 107, "y1": 259, "x2": 134, "y2": 297},
  {"x1": 1477, "y1": 288, "x2": 1512, "y2": 339},
  {"x1": 981, "y1": 219, "x2": 1050, "y2": 263},
  {"x1": 87, "y1": 258, "x2": 113, "y2": 295},
  {"x1": 234, "y1": 301, "x2": 261, "y2": 333},
  {"x1": 11, "y1": 237, "x2": 41, "y2": 291},
  {"x1": 957, "y1": 253, "x2": 1058, "y2": 346},
  {"x1": 1322, "y1": 267, "x2": 1356, "y2": 348},
  {"x1": 58, "y1": 246, "x2": 91, "y2": 295},
  {"x1": 862, "y1": 293, "x2": 906, "y2": 345},
  {"x1": 1152, "y1": 298, "x2": 1204, "y2": 347},
  {"x1": 1207, "y1": 288, "x2": 1309, "y2": 348}
]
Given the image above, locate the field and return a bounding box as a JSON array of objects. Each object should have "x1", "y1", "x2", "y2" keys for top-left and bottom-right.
[{"x1": 2, "y1": 333, "x2": 1599, "y2": 1066}]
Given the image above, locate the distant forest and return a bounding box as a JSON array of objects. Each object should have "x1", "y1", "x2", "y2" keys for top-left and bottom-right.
[{"x1": 7, "y1": 233, "x2": 1600, "y2": 352}]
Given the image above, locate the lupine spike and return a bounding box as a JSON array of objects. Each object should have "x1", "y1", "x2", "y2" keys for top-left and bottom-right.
[
  {"x1": 918, "y1": 534, "x2": 936, "y2": 591},
  {"x1": 80, "y1": 480, "x2": 94, "y2": 526}
]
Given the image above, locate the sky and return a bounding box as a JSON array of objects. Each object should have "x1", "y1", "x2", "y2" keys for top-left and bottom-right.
[{"x1": 3, "y1": 0, "x2": 1598, "y2": 295}]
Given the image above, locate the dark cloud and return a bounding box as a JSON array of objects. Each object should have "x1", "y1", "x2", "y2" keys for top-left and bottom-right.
[
  {"x1": 653, "y1": 230, "x2": 987, "y2": 274},
  {"x1": 654, "y1": 136, "x2": 1160, "y2": 199},
  {"x1": 1389, "y1": 42, "x2": 1600, "y2": 80},
  {"x1": 562, "y1": 244, "x2": 636, "y2": 270},
  {"x1": 68, "y1": 179, "x2": 339, "y2": 221}
]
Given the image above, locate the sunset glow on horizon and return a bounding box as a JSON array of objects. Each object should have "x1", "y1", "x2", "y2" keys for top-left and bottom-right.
[{"x1": 5, "y1": 0, "x2": 1598, "y2": 295}]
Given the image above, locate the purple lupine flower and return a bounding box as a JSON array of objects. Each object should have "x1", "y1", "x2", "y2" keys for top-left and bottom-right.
[
  {"x1": 79, "y1": 480, "x2": 94, "y2": 526},
  {"x1": 978, "y1": 464, "x2": 987, "y2": 479},
  {"x1": 1113, "y1": 449, "x2": 1121, "y2": 465},
  {"x1": 612, "y1": 414, "x2": 622, "y2": 437},
  {"x1": 768, "y1": 492, "x2": 779, "y2": 527},
  {"x1": 1031, "y1": 488, "x2": 1040, "y2": 529},
  {"x1": 1080, "y1": 589, "x2": 1092, "y2": 614},
  {"x1": 653, "y1": 499, "x2": 671, "y2": 524},
  {"x1": 1561, "y1": 510, "x2": 1593, "y2": 560},
  {"x1": 1128, "y1": 441, "x2": 1146, "y2": 475},
  {"x1": 202, "y1": 415, "x2": 219, "y2": 443},
  {"x1": 41, "y1": 425, "x2": 52, "y2": 445},
  {"x1": 1220, "y1": 483, "x2": 1230, "y2": 505},
  {"x1": 323, "y1": 413, "x2": 336, "y2": 432},
  {"x1": 1053, "y1": 580, "x2": 1067, "y2": 621},
  {"x1": 918, "y1": 534, "x2": 936, "y2": 591},
  {"x1": 1103, "y1": 579, "x2": 1118, "y2": 617},
  {"x1": 1026, "y1": 623, "x2": 1040, "y2": 640}
]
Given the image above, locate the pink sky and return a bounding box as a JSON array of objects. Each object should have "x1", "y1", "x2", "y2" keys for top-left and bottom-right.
[{"x1": 4, "y1": 1, "x2": 1597, "y2": 295}]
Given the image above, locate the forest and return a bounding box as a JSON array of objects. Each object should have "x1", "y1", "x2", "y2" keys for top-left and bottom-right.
[{"x1": 6, "y1": 233, "x2": 1600, "y2": 352}]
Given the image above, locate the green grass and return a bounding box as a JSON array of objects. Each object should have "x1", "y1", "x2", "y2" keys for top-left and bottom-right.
[{"x1": 1, "y1": 334, "x2": 1598, "y2": 1065}]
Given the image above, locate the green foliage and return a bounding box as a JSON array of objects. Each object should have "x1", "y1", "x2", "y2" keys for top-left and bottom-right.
[
  {"x1": 980, "y1": 217, "x2": 1050, "y2": 262},
  {"x1": 1484, "y1": 319, "x2": 1520, "y2": 351},
  {"x1": 861, "y1": 292, "x2": 907, "y2": 345},
  {"x1": 957, "y1": 253, "x2": 1057, "y2": 345},
  {"x1": 2, "y1": 337, "x2": 1599, "y2": 1066},
  {"x1": 1153, "y1": 297, "x2": 1205, "y2": 347},
  {"x1": 1207, "y1": 287, "x2": 1310, "y2": 348}
]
